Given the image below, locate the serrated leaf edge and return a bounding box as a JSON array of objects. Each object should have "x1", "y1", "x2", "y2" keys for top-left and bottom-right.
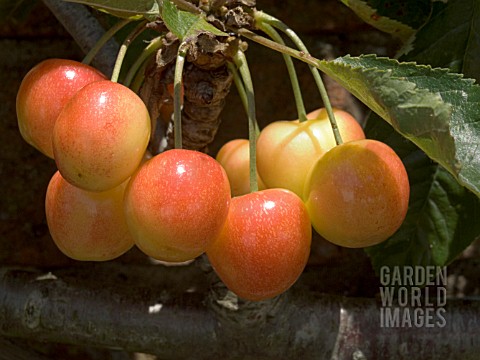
[{"x1": 319, "y1": 54, "x2": 480, "y2": 196}]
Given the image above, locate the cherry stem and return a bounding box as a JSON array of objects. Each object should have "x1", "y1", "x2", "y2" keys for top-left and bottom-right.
[
  {"x1": 130, "y1": 58, "x2": 150, "y2": 94},
  {"x1": 110, "y1": 20, "x2": 148, "y2": 83},
  {"x1": 233, "y1": 50, "x2": 258, "y2": 193},
  {"x1": 82, "y1": 18, "x2": 132, "y2": 66},
  {"x1": 227, "y1": 62, "x2": 260, "y2": 135},
  {"x1": 123, "y1": 36, "x2": 164, "y2": 88},
  {"x1": 235, "y1": 17, "x2": 343, "y2": 145},
  {"x1": 256, "y1": 22, "x2": 307, "y2": 122},
  {"x1": 173, "y1": 41, "x2": 188, "y2": 150}
]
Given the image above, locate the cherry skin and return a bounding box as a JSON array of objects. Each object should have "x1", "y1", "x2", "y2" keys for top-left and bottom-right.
[
  {"x1": 16, "y1": 59, "x2": 106, "y2": 158},
  {"x1": 45, "y1": 171, "x2": 134, "y2": 261},
  {"x1": 53, "y1": 80, "x2": 151, "y2": 192},
  {"x1": 124, "y1": 149, "x2": 231, "y2": 263},
  {"x1": 256, "y1": 108, "x2": 365, "y2": 198},
  {"x1": 216, "y1": 138, "x2": 266, "y2": 197},
  {"x1": 207, "y1": 188, "x2": 312, "y2": 301},
  {"x1": 304, "y1": 139, "x2": 410, "y2": 248}
]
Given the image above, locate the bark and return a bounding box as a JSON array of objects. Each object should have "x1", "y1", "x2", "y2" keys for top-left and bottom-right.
[
  {"x1": 166, "y1": 62, "x2": 233, "y2": 152},
  {"x1": 138, "y1": 31, "x2": 236, "y2": 154},
  {"x1": 1, "y1": 262, "x2": 479, "y2": 360},
  {"x1": 140, "y1": 57, "x2": 233, "y2": 154},
  {"x1": 41, "y1": 0, "x2": 119, "y2": 76}
]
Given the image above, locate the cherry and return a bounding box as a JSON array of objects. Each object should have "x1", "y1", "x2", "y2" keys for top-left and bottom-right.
[
  {"x1": 124, "y1": 149, "x2": 231, "y2": 262},
  {"x1": 45, "y1": 171, "x2": 134, "y2": 261},
  {"x1": 256, "y1": 108, "x2": 365, "y2": 198},
  {"x1": 16, "y1": 59, "x2": 106, "y2": 158},
  {"x1": 216, "y1": 138, "x2": 266, "y2": 196},
  {"x1": 53, "y1": 80, "x2": 151, "y2": 192},
  {"x1": 304, "y1": 139, "x2": 410, "y2": 248},
  {"x1": 207, "y1": 188, "x2": 311, "y2": 301}
]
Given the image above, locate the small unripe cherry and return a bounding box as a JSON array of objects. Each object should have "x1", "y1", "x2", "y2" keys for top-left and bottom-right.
[
  {"x1": 16, "y1": 59, "x2": 106, "y2": 158},
  {"x1": 45, "y1": 171, "x2": 134, "y2": 261},
  {"x1": 304, "y1": 139, "x2": 410, "y2": 248},
  {"x1": 124, "y1": 149, "x2": 231, "y2": 263},
  {"x1": 53, "y1": 80, "x2": 151, "y2": 192},
  {"x1": 216, "y1": 138, "x2": 266, "y2": 196}
]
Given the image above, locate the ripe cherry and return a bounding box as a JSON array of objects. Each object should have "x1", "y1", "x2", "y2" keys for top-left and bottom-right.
[
  {"x1": 207, "y1": 189, "x2": 311, "y2": 301},
  {"x1": 45, "y1": 171, "x2": 134, "y2": 261},
  {"x1": 124, "y1": 149, "x2": 231, "y2": 263},
  {"x1": 304, "y1": 139, "x2": 410, "y2": 248},
  {"x1": 53, "y1": 80, "x2": 151, "y2": 192},
  {"x1": 16, "y1": 59, "x2": 106, "y2": 158}
]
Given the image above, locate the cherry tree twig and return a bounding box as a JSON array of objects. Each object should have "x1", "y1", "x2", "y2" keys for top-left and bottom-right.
[
  {"x1": 0, "y1": 263, "x2": 479, "y2": 359},
  {"x1": 42, "y1": 0, "x2": 119, "y2": 76}
]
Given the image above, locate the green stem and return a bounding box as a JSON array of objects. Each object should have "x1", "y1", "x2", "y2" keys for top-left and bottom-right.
[
  {"x1": 256, "y1": 22, "x2": 307, "y2": 122},
  {"x1": 234, "y1": 28, "x2": 318, "y2": 67},
  {"x1": 233, "y1": 50, "x2": 258, "y2": 193},
  {"x1": 82, "y1": 18, "x2": 132, "y2": 66},
  {"x1": 110, "y1": 20, "x2": 148, "y2": 83},
  {"x1": 123, "y1": 36, "x2": 164, "y2": 88},
  {"x1": 173, "y1": 42, "x2": 188, "y2": 150},
  {"x1": 130, "y1": 59, "x2": 149, "y2": 94},
  {"x1": 253, "y1": 11, "x2": 343, "y2": 144},
  {"x1": 227, "y1": 62, "x2": 260, "y2": 135}
]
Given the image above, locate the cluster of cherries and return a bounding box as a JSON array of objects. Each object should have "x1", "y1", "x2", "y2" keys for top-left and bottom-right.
[{"x1": 16, "y1": 59, "x2": 409, "y2": 302}]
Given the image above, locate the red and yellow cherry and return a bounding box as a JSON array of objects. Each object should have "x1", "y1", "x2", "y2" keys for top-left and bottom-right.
[
  {"x1": 45, "y1": 171, "x2": 134, "y2": 261},
  {"x1": 207, "y1": 189, "x2": 312, "y2": 301},
  {"x1": 216, "y1": 138, "x2": 266, "y2": 197},
  {"x1": 304, "y1": 139, "x2": 410, "y2": 248},
  {"x1": 53, "y1": 80, "x2": 151, "y2": 192},
  {"x1": 124, "y1": 149, "x2": 231, "y2": 263},
  {"x1": 16, "y1": 59, "x2": 106, "y2": 158},
  {"x1": 256, "y1": 108, "x2": 365, "y2": 198}
]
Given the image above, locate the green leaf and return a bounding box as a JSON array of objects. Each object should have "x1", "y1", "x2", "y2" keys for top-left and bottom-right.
[
  {"x1": 317, "y1": 54, "x2": 480, "y2": 197},
  {"x1": 399, "y1": 0, "x2": 480, "y2": 83},
  {"x1": 63, "y1": 0, "x2": 160, "y2": 20},
  {"x1": 161, "y1": 0, "x2": 227, "y2": 40},
  {"x1": 364, "y1": 113, "x2": 480, "y2": 270},
  {"x1": 343, "y1": 0, "x2": 480, "y2": 273},
  {"x1": 339, "y1": 0, "x2": 431, "y2": 42}
]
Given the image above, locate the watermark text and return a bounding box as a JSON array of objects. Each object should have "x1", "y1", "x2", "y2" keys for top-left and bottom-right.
[{"x1": 379, "y1": 266, "x2": 447, "y2": 328}]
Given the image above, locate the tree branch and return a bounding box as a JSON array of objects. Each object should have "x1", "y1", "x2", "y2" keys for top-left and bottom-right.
[
  {"x1": 42, "y1": 0, "x2": 118, "y2": 76},
  {"x1": 1, "y1": 262, "x2": 479, "y2": 359}
]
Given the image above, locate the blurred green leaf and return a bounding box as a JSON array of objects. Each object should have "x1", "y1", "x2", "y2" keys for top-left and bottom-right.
[
  {"x1": 340, "y1": 0, "x2": 431, "y2": 41},
  {"x1": 399, "y1": 0, "x2": 480, "y2": 82}
]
